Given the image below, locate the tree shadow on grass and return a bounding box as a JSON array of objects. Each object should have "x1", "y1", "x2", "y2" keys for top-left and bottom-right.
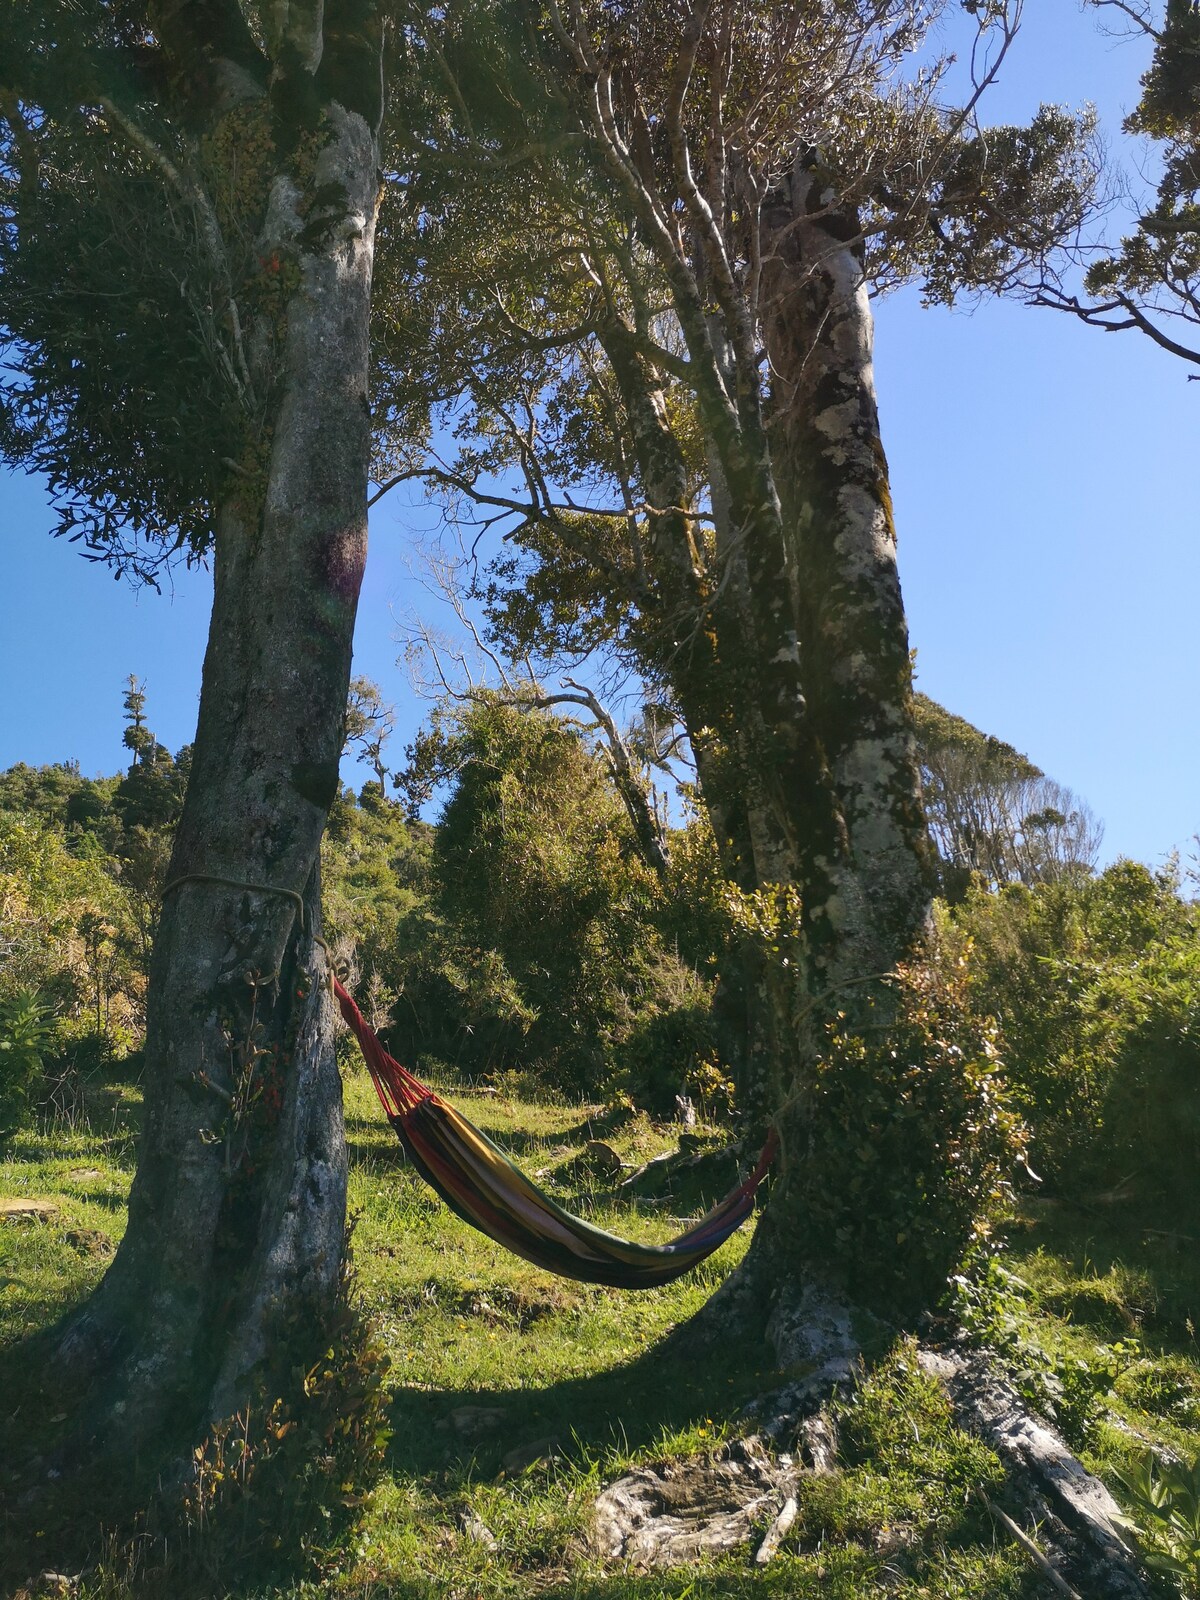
[
  {"x1": 58, "y1": 1187, "x2": 129, "y2": 1213},
  {"x1": 384, "y1": 1311, "x2": 777, "y2": 1490},
  {"x1": 378, "y1": 1340, "x2": 1052, "y2": 1600},
  {"x1": 346, "y1": 1133, "x2": 402, "y2": 1170}
]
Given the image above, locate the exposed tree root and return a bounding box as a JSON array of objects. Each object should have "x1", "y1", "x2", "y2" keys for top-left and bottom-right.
[
  {"x1": 589, "y1": 1291, "x2": 1155, "y2": 1594},
  {"x1": 918, "y1": 1348, "x2": 1153, "y2": 1599},
  {"x1": 590, "y1": 1434, "x2": 802, "y2": 1565},
  {"x1": 588, "y1": 1284, "x2": 855, "y2": 1567}
]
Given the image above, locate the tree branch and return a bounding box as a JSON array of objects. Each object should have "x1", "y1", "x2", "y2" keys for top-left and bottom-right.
[
  {"x1": 96, "y1": 95, "x2": 257, "y2": 408},
  {"x1": 0, "y1": 90, "x2": 39, "y2": 190},
  {"x1": 1029, "y1": 285, "x2": 1200, "y2": 368},
  {"x1": 1090, "y1": 0, "x2": 1159, "y2": 39},
  {"x1": 520, "y1": 678, "x2": 672, "y2": 880}
]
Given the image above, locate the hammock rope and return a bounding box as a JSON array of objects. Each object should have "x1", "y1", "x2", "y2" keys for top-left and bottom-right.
[{"x1": 333, "y1": 977, "x2": 777, "y2": 1289}]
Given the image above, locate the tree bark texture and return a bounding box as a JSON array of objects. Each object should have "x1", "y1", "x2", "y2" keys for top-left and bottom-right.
[
  {"x1": 57, "y1": 63, "x2": 383, "y2": 1456},
  {"x1": 731, "y1": 176, "x2": 935, "y2": 1266},
  {"x1": 597, "y1": 223, "x2": 930, "y2": 1127},
  {"x1": 762, "y1": 166, "x2": 933, "y2": 985}
]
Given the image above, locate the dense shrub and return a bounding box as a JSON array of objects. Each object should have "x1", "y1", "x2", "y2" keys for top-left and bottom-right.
[
  {"x1": 788, "y1": 953, "x2": 1026, "y2": 1320},
  {"x1": 0, "y1": 810, "x2": 145, "y2": 1097},
  {"x1": 389, "y1": 700, "x2": 722, "y2": 1101},
  {"x1": 614, "y1": 961, "x2": 721, "y2": 1116},
  {"x1": 321, "y1": 782, "x2": 432, "y2": 1022},
  {"x1": 0, "y1": 988, "x2": 54, "y2": 1151},
  {"x1": 953, "y1": 860, "x2": 1200, "y2": 1209}
]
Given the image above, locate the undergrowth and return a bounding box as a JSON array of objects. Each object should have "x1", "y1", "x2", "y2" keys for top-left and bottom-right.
[{"x1": 2, "y1": 1066, "x2": 1195, "y2": 1598}]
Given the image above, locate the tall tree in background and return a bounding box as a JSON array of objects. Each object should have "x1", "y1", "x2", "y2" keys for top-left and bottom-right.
[
  {"x1": 914, "y1": 694, "x2": 1103, "y2": 897},
  {"x1": 383, "y1": 0, "x2": 1097, "y2": 1308},
  {"x1": 344, "y1": 674, "x2": 399, "y2": 794},
  {"x1": 121, "y1": 675, "x2": 155, "y2": 769},
  {"x1": 0, "y1": 0, "x2": 386, "y2": 1464}
]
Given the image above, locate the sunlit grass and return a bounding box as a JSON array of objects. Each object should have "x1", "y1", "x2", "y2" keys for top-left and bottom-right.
[
  {"x1": 2, "y1": 1066, "x2": 1182, "y2": 1597},
  {"x1": 0, "y1": 1082, "x2": 139, "y2": 1343},
  {"x1": 1002, "y1": 1196, "x2": 1200, "y2": 1469}
]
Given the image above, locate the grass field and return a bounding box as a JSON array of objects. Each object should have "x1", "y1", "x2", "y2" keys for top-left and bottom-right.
[{"x1": 2, "y1": 1064, "x2": 1196, "y2": 1598}]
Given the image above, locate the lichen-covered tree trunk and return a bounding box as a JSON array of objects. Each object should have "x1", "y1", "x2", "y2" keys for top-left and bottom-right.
[
  {"x1": 717, "y1": 170, "x2": 935, "y2": 1286},
  {"x1": 598, "y1": 168, "x2": 934, "y2": 1300},
  {"x1": 762, "y1": 166, "x2": 933, "y2": 988},
  {"x1": 57, "y1": 98, "x2": 381, "y2": 1457}
]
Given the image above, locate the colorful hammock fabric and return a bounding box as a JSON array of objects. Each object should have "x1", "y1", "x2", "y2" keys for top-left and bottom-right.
[{"x1": 333, "y1": 978, "x2": 777, "y2": 1289}]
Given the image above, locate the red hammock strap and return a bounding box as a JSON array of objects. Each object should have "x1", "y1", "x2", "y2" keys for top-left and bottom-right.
[
  {"x1": 332, "y1": 976, "x2": 431, "y2": 1118},
  {"x1": 740, "y1": 1125, "x2": 779, "y2": 1195}
]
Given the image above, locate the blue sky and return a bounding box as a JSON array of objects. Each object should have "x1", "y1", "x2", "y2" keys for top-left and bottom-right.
[{"x1": 1, "y1": 2, "x2": 1195, "y2": 869}]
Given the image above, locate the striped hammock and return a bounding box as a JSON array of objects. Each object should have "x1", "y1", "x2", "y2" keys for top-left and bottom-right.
[{"x1": 333, "y1": 978, "x2": 777, "y2": 1289}]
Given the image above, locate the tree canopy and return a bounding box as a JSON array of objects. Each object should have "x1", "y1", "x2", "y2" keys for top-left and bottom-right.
[{"x1": 1031, "y1": 0, "x2": 1200, "y2": 367}]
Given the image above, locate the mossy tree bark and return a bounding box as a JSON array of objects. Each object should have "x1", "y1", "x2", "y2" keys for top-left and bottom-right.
[
  {"x1": 4, "y1": 0, "x2": 389, "y2": 1461},
  {"x1": 587, "y1": 222, "x2": 930, "y2": 1149},
  {"x1": 763, "y1": 167, "x2": 932, "y2": 984}
]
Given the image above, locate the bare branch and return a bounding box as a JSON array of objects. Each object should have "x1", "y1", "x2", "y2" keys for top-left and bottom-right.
[
  {"x1": 515, "y1": 676, "x2": 672, "y2": 879},
  {"x1": 1029, "y1": 285, "x2": 1200, "y2": 368},
  {"x1": 1090, "y1": 0, "x2": 1159, "y2": 39}
]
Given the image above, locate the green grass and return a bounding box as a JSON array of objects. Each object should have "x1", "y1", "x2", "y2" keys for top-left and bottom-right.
[
  {"x1": 1000, "y1": 1195, "x2": 1200, "y2": 1470},
  {"x1": 2, "y1": 1067, "x2": 1185, "y2": 1598},
  {"x1": 0, "y1": 1091, "x2": 138, "y2": 1344}
]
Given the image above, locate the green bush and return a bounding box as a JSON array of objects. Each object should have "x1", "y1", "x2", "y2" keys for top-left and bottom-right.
[
  {"x1": 954, "y1": 861, "x2": 1200, "y2": 1209},
  {"x1": 321, "y1": 783, "x2": 432, "y2": 1017},
  {"x1": 0, "y1": 809, "x2": 145, "y2": 1047},
  {"x1": 616, "y1": 970, "x2": 721, "y2": 1116},
  {"x1": 0, "y1": 988, "x2": 55, "y2": 1151},
  {"x1": 391, "y1": 700, "x2": 725, "y2": 1103},
  {"x1": 1093, "y1": 944, "x2": 1200, "y2": 1210},
  {"x1": 789, "y1": 953, "x2": 1026, "y2": 1320}
]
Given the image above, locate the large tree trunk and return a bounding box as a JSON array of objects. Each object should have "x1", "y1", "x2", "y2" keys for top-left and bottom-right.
[
  {"x1": 762, "y1": 164, "x2": 933, "y2": 987},
  {"x1": 719, "y1": 169, "x2": 934, "y2": 1298},
  {"x1": 56, "y1": 96, "x2": 382, "y2": 1458},
  {"x1": 597, "y1": 169, "x2": 935, "y2": 1316}
]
